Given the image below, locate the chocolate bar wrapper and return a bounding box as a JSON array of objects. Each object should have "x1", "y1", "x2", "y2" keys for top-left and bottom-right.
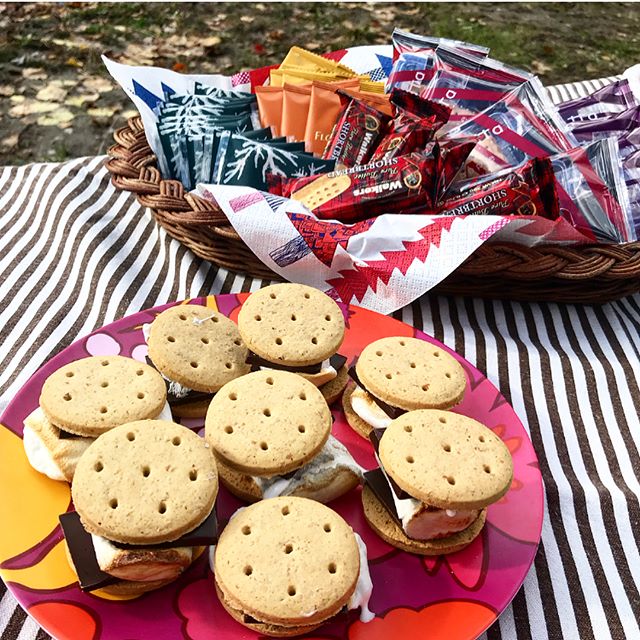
[
  {"x1": 322, "y1": 94, "x2": 392, "y2": 168},
  {"x1": 369, "y1": 117, "x2": 438, "y2": 162},
  {"x1": 439, "y1": 157, "x2": 559, "y2": 219},
  {"x1": 212, "y1": 132, "x2": 335, "y2": 191}
]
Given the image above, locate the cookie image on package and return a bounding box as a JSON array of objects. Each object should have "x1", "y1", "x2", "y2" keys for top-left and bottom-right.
[
  {"x1": 344, "y1": 336, "x2": 466, "y2": 438},
  {"x1": 22, "y1": 355, "x2": 170, "y2": 482},
  {"x1": 362, "y1": 410, "x2": 513, "y2": 555},
  {"x1": 214, "y1": 497, "x2": 373, "y2": 636},
  {"x1": 60, "y1": 420, "x2": 218, "y2": 595},
  {"x1": 237, "y1": 283, "x2": 349, "y2": 404},
  {"x1": 146, "y1": 304, "x2": 250, "y2": 418},
  {"x1": 205, "y1": 370, "x2": 362, "y2": 503}
]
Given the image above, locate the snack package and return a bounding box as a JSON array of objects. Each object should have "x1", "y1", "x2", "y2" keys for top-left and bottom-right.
[
  {"x1": 280, "y1": 45, "x2": 358, "y2": 78},
  {"x1": 281, "y1": 83, "x2": 312, "y2": 142},
  {"x1": 212, "y1": 132, "x2": 335, "y2": 191},
  {"x1": 391, "y1": 28, "x2": 490, "y2": 62},
  {"x1": 438, "y1": 157, "x2": 559, "y2": 218},
  {"x1": 369, "y1": 90, "x2": 452, "y2": 162},
  {"x1": 322, "y1": 95, "x2": 392, "y2": 168},
  {"x1": 442, "y1": 80, "x2": 575, "y2": 177},
  {"x1": 255, "y1": 86, "x2": 284, "y2": 136},
  {"x1": 550, "y1": 138, "x2": 635, "y2": 242},
  {"x1": 271, "y1": 141, "x2": 475, "y2": 223},
  {"x1": 270, "y1": 67, "x2": 339, "y2": 86},
  {"x1": 569, "y1": 105, "x2": 640, "y2": 143},
  {"x1": 558, "y1": 77, "x2": 640, "y2": 125},
  {"x1": 304, "y1": 79, "x2": 361, "y2": 155}
]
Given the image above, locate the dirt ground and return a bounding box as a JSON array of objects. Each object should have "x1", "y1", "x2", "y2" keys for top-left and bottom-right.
[{"x1": 1, "y1": 2, "x2": 639, "y2": 166}]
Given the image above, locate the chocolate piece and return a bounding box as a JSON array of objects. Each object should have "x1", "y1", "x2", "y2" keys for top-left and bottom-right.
[
  {"x1": 145, "y1": 356, "x2": 215, "y2": 407},
  {"x1": 363, "y1": 468, "x2": 403, "y2": 528},
  {"x1": 57, "y1": 428, "x2": 85, "y2": 440},
  {"x1": 60, "y1": 508, "x2": 218, "y2": 592},
  {"x1": 367, "y1": 431, "x2": 411, "y2": 500},
  {"x1": 247, "y1": 352, "x2": 347, "y2": 375},
  {"x1": 59, "y1": 512, "x2": 120, "y2": 592},
  {"x1": 113, "y1": 507, "x2": 218, "y2": 549},
  {"x1": 347, "y1": 366, "x2": 407, "y2": 420}
]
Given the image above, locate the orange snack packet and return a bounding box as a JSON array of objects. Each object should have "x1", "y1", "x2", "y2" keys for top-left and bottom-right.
[
  {"x1": 255, "y1": 86, "x2": 284, "y2": 136},
  {"x1": 281, "y1": 83, "x2": 312, "y2": 142},
  {"x1": 341, "y1": 89, "x2": 393, "y2": 117},
  {"x1": 304, "y1": 79, "x2": 360, "y2": 155}
]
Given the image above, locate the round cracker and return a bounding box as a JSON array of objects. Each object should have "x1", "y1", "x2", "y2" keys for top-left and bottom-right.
[
  {"x1": 356, "y1": 337, "x2": 466, "y2": 411},
  {"x1": 378, "y1": 410, "x2": 513, "y2": 510},
  {"x1": 205, "y1": 370, "x2": 331, "y2": 476},
  {"x1": 237, "y1": 284, "x2": 345, "y2": 366},
  {"x1": 148, "y1": 305, "x2": 249, "y2": 393},
  {"x1": 320, "y1": 365, "x2": 349, "y2": 406},
  {"x1": 215, "y1": 580, "x2": 322, "y2": 637},
  {"x1": 361, "y1": 485, "x2": 486, "y2": 555},
  {"x1": 214, "y1": 497, "x2": 359, "y2": 627},
  {"x1": 40, "y1": 356, "x2": 167, "y2": 437},
  {"x1": 341, "y1": 380, "x2": 374, "y2": 440},
  {"x1": 72, "y1": 420, "x2": 218, "y2": 544}
]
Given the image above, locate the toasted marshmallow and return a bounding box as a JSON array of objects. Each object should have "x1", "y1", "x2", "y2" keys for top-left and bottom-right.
[
  {"x1": 350, "y1": 384, "x2": 393, "y2": 430},
  {"x1": 91, "y1": 534, "x2": 193, "y2": 582},
  {"x1": 378, "y1": 459, "x2": 478, "y2": 541},
  {"x1": 252, "y1": 435, "x2": 364, "y2": 499}
]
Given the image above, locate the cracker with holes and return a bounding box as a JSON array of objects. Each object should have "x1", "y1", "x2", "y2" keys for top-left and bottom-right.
[
  {"x1": 362, "y1": 410, "x2": 513, "y2": 555},
  {"x1": 146, "y1": 304, "x2": 250, "y2": 417},
  {"x1": 344, "y1": 336, "x2": 466, "y2": 438},
  {"x1": 23, "y1": 355, "x2": 170, "y2": 482},
  {"x1": 214, "y1": 497, "x2": 373, "y2": 636},
  {"x1": 60, "y1": 420, "x2": 218, "y2": 596},
  {"x1": 237, "y1": 283, "x2": 349, "y2": 404},
  {"x1": 205, "y1": 370, "x2": 362, "y2": 503}
]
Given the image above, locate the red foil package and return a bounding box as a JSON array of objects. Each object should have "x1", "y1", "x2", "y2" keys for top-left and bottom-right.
[
  {"x1": 438, "y1": 157, "x2": 560, "y2": 219},
  {"x1": 273, "y1": 152, "x2": 438, "y2": 222},
  {"x1": 322, "y1": 94, "x2": 392, "y2": 168}
]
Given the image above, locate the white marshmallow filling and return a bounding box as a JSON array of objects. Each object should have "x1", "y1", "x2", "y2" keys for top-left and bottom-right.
[
  {"x1": 251, "y1": 435, "x2": 364, "y2": 499},
  {"x1": 375, "y1": 459, "x2": 479, "y2": 541}
]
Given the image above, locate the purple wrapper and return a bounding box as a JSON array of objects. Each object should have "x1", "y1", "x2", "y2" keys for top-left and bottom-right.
[
  {"x1": 558, "y1": 78, "x2": 638, "y2": 125},
  {"x1": 571, "y1": 105, "x2": 640, "y2": 143}
]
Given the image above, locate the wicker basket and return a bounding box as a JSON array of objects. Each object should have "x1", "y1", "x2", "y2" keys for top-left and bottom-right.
[{"x1": 106, "y1": 116, "x2": 640, "y2": 303}]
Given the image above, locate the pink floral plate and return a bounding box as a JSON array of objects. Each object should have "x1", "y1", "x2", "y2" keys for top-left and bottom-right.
[{"x1": 0, "y1": 294, "x2": 543, "y2": 640}]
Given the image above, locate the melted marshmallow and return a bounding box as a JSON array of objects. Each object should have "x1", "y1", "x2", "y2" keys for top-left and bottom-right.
[
  {"x1": 252, "y1": 435, "x2": 364, "y2": 499},
  {"x1": 91, "y1": 534, "x2": 192, "y2": 581},
  {"x1": 350, "y1": 384, "x2": 392, "y2": 430},
  {"x1": 348, "y1": 532, "x2": 375, "y2": 623},
  {"x1": 22, "y1": 420, "x2": 66, "y2": 482}
]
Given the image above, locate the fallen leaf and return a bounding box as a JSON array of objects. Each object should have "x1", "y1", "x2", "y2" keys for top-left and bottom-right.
[
  {"x1": 64, "y1": 92, "x2": 99, "y2": 107},
  {"x1": 121, "y1": 109, "x2": 139, "y2": 119},
  {"x1": 66, "y1": 57, "x2": 84, "y2": 68},
  {"x1": 10, "y1": 95, "x2": 26, "y2": 103},
  {"x1": 36, "y1": 82, "x2": 68, "y2": 102},
  {"x1": 22, "y1": 67, "x2": 47, "y2": 80},
  {"x1": 0, "y1": 133, "x2": 19, "y2": 149},
  {"x1": 9, "y1": 99, "x2": 58, "y2": 117},
  {"x1": 253, "y1": 43, "x2": 266, "y2": 55},
  {"x1": 87, "y1": 106, "x2": 118, "y2": 120},
  {"x1": 531, "y1": 59, "x2": 552, "y2": 75},
  {"x1": 37, "y1": 109, "x2": 75, "y2": 127},
  {"x1": 201, "y1": 36, "x2": 221, "y2": 48},
  {"x1": 240, "y1": 15, "x2": 254, "y2": 23},
  {"x1": 305, "y1": 42, "x2": 321, "y2": 51},
  {"x1": 172, "y1": 61, "x2": 187, "y2": 72},
  {"x1": 0, "y1": 85, "x2": 15, "y2": 97},
  {"x1": 83, "y1": 76, "x2": 114, "y2": 94}
]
